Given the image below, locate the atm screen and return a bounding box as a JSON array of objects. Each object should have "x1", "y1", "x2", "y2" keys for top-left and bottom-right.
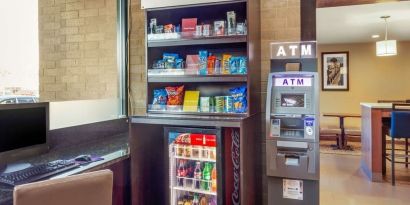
[{"x1": 281, "y1": 94, "x2": 305, "y2": 107}]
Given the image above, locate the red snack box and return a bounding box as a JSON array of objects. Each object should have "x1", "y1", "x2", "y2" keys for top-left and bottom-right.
[{"x1": 182, "y1": 18, "x2": 198, "y2": 37}]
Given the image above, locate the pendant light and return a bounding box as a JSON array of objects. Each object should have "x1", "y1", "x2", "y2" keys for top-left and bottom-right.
[{"x1": 376, "y1": 16, "x2": 397, "y2": 56}]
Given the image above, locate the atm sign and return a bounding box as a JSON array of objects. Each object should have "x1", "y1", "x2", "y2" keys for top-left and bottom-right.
[{"x1": 275, "y1": 77, "x2": 312, "y2": 87}]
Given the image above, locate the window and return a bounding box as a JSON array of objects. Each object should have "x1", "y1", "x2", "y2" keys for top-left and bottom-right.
[
  {"x1": 0, "y1": 0, "x2": 39, "y2": 100},
  {"x1": 1, "y1": 0, "x2": 126, "y2": 129}
]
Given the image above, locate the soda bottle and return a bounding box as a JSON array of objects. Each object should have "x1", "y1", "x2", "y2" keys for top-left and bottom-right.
[
  {"x1": 194, "y1": 162, "x2": 202, "y2": 189},
  {"x1": 211, "y1": 164, "x2": 217, "y2": 192},
  {"x1": 192, "y1": 194, "x2": 199, "y2": 205},
  {"x1": 201, "y1": 163, "x2": 211, "y2": 190},
  {"x1": 177, "y1": 160, "x2": 186, "y2": 186}
]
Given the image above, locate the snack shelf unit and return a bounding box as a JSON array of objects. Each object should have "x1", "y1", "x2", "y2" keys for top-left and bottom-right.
[
  {"x1": 130, "y1": 0, "x2": 261, "y2": 205},
  {"x1": 148, "y1": 35, "x2": 247, "y2": 47}
]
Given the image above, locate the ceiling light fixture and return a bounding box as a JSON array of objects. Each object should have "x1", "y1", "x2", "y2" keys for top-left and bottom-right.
[
  {"x1": 371, "y1": 34, "x2": 380, "y2": 39},
  {"x1": 376, "y1": 16, "x2": 397, "y2": 56}
]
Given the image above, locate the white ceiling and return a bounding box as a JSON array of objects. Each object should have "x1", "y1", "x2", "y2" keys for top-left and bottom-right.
[{"x1": 317, "y1": 1, "x2": 410, "y2": 44}]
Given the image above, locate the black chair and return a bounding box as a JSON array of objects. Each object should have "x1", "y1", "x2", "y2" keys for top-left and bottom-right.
[{"x1": 385, "y1": 103, "x2": 410, "y2": 185}]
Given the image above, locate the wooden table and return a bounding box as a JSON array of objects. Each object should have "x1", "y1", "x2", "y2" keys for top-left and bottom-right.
[
  {"x1": 360, "y1": 103, "x2": 392, "y2": 182},
  {"x1": 323, "y1": 113, "x2": 361, "y2": 149}
]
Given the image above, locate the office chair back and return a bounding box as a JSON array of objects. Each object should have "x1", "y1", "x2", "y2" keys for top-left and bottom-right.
[
  {"x1": 391, "y1": 104, "x2": 410, "y2": 139},
  {"x1": 14, "y1": 169, "x2": 113, "y2": 205}
]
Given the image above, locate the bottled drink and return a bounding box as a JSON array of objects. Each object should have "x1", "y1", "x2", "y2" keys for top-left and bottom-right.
[
  {"x1": 201, "y1": 163, "x2": 211, "y2": 190},
  {"x1": 194, "y1": 162, "x2": 202, "y2": 189},
  {"x1": 177, "y1": 160, "x2": 187, "y2": 186},
  {"x1": 192, "y1": 194, "x2": 199, "y2": 205},
  {"x1": 211, "y1": 164, "x2": 217, "y2": 192}
]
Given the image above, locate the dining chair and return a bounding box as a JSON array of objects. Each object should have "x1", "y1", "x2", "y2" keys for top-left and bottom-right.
[
  {"x1": 14, "y1": 169, "x2": 113, "y2": 205},
  {"x1": 385, "y1": 103, "x2": 410, "y2": 185}
]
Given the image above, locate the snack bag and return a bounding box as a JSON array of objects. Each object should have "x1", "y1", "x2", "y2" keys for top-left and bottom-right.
[
  {"x1": 238, "y1": 57, "x2": 247, "y2": 74},
  {"x1": 222, "y1": 54, "x2": 232, "y2": 74},
  {"x1": 165, "y1": 85, "x2": 185, "y2": 105},
  {"x1": 152, "y1": 89, "x2": 168, "y2": 105},
  {"x1": 229, "y1": 85, "x2": 247, "y2": 113},
  {"x1": 207, "y1": 55, "x2": 216, "y2": 75},
  {"x1": 199, "y1": 50, "x2": 208, "y2": 75},
  {"x1": 229, "y1": 57, "x2": 239, "y2": 74}
]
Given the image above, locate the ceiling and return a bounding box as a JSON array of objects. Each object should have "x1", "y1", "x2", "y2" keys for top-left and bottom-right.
[{"x1": 317, "y1": 1, "x2": 410, "y2": 44}]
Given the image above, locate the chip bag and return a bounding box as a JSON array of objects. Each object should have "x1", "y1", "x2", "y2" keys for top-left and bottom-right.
[
  {"x1": 229, "y1": 85, "x2": 247, "y2": 113},
  {"x1": 165, "y1": 85, "x2": 185, "y2": 105},
  {"x1": 152, "y1": 89, "x2": 168, "y2": 105}
]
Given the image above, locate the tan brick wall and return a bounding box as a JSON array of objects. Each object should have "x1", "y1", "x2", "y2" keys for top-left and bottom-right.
[
  {"x1": 260, "y1": 1, "x2": 300, "y2": 204},
  {"x1": 128, "y1": 0, "x2": 146, "y2": 115},
  {"x1": 39, "y1": 0, "x2": 117, "y2": 102}
]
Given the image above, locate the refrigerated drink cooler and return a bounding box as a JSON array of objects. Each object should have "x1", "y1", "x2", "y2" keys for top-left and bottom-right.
[
  {"x1": 266, "y1": 72, "x2": 320, "y2": 205},
  {"x1": 166, "y1": 127, "x2": 224, "y2": 205}
]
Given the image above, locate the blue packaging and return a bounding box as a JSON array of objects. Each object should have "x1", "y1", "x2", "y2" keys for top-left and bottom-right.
[
  {"x1": 152, "y1": 89, "x2": 168, "y2": 105},
  {"x1": 229, "y1": 85, "x2": 247, "y2": 113},
  {"x1": 238, "y1": 57, "x2": 247, "y2": 74},
  {"x1": 199, "y1": 50, "x2": 208, "y2": 75}
]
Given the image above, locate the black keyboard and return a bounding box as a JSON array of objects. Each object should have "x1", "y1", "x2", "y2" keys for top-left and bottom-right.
[
  {"x1": 0, "y1": 160, "x2": 80, "y2": 187},
  {"x1": 0, "y1": 188, "x2": 13, "y2": 205}
]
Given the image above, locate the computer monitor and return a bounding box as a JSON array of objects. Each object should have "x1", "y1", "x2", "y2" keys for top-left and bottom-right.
[{"x1": 0, "y1": 103, "x2": 49, "y2": 171}]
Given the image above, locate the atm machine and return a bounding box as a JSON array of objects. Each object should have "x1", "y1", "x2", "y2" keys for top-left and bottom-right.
[{"x1": 266, "y1": 72, "x2": 319, "y2": 205}]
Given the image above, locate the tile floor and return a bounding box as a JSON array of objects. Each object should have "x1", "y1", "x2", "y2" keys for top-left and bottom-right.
[{"x1": 320, "y1": 153, "x2": 410, "y2": 205}]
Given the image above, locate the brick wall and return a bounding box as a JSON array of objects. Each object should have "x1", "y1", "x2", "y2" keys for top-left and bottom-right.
[
  {"x1": 260, "y1": 0, "x2": 301, "y2": 204},
  {"x1": 128, "y1": 0, "x2": 146, "y2": 115},
  {"x1": 39, "y1": 0, "x2": 117, "y2": 101}
]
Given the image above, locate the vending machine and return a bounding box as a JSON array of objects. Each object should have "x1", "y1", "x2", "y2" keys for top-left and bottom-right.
[
  {"x1": 265, "y1": 72, "x2": 320, "y2": 205},
  {"x1": 166, "y1": 127, "x2": 228, "y2": 205}
]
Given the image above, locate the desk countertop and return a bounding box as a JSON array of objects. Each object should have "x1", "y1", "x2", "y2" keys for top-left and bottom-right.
[
  {"x1": 0, "y1": 133, "x2": 129, "y2": 205},
  {"x1": 360, "y1": 103, "x2": 392, "y2": 109}
]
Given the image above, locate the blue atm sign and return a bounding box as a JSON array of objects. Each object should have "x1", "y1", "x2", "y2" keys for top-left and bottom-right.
[{"x1": 275, "y1": 77, "x2": 312, "y2": 87}]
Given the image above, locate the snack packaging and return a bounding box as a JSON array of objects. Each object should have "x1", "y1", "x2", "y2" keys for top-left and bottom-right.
[
  {"x1": 203, "y1": 24, "x2": 211, "y2": 36},
  {"x1": 229, "y1": 57, "x2": 239, "y2": 74},
  {"x1": 215, "y1": 58, "x2": 221, "y2": 74},
  {"x1": 200, "y1": 97, "x2": 211, "y2": 112},
  {"x1": 152, "y1": 89, "x2": 168, "y2": 105},
  {"x1": 207, "y1": 55, "x2": 217, "y2": 75},
  {"x1": 165, "y1": 85, "x2": 185, "y2": 105},
  {"x1": 199, "y1": 50, "x2": 208, "y2": 75},
  {"x1": 229, "y1": 85, "x2": 247, "y2": 113},
  {"x1": 227, "y1": 11, "x2": 236, "y2": 35},
  {"x1": 222, "y1": 54, "x2": 232, "y2": 74},
  {"x1": 175, "y1": 58, "x2": 184, "y2": 69},
  {"x1": 186, "y1": 55, "x2": 200, "y2": 74},
  {"x1": 163, "y1": 53, "x2": 179, "y2": 69},
  {"x1": 214, "y1": 20, "x2": 225, "y2": 36},
  {"x1": 195, "y1": 25, "x2": 202, "y2": 37},
  {"x1": 164, "y1": 24, "x2": 174, "y2": 33},
  {"x1": 236, "y1": 22, "x2": 246, "y2": 35},
  {"x1": 238, "y1": 57, "x2": 247, "y2": 74}
]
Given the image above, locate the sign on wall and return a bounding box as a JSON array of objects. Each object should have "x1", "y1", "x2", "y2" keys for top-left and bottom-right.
[
  {"x1": 141, "y1": 0, "x2": 237, "y2": 9},
  {"x1": 271, "y1": 41, "x2": 317, "y2": 60}
]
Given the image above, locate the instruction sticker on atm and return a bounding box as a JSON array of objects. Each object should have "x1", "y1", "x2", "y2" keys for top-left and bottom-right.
[{"x1": 283, "y1": 179, "x2": 303, "y2": 200}]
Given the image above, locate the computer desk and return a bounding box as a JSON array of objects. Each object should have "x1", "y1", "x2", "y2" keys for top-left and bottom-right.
[{"x1": 0, "y1": 134, "x2": 130, "y2": 205}]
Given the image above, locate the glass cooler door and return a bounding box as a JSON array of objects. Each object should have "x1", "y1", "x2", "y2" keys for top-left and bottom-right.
[{"x1": 166, "y1": 127, "x2": 223, "y2": 205}]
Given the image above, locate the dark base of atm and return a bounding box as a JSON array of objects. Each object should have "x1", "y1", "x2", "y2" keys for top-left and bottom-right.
[{"x1": 268, "y1": 177, "x2": 319, "y2": 205}]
